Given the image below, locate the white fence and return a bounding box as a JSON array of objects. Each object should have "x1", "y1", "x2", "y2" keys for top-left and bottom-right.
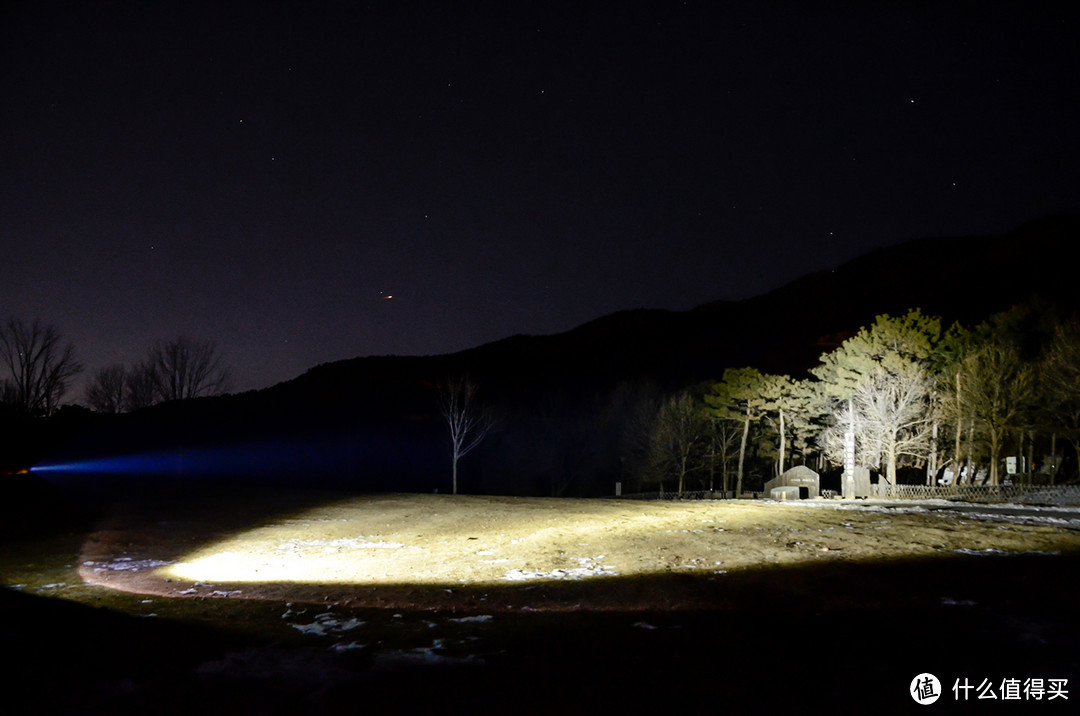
[
  {"x1": 868, "y1": 483, "x2": 1080, "y2": 505},
  {"x1": 615, "y1": 484, "x2": 1080, "y2": 505}
]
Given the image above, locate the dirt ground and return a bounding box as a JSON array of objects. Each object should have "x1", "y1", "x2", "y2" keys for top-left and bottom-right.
[
  {"x1": 7, "y1": 485, "x2": 1080, "y2": 715},
  {"x1": 77, "y1": 491, "x2": 1080, "y2": 611}
]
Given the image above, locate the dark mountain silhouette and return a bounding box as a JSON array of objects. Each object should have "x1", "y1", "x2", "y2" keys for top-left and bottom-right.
[{"x1": 31, "y1": 214, "x2": 1080, "y2": 496}]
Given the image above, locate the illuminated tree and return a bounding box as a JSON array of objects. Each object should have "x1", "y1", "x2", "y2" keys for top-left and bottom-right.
[
  {"x1": 951, "y1": 332, "x2": 1037, "y2": 485},
  {"x1": 811, "y1": 310, "x2": 942, "y2": 484},
  {"x1": 0, "y1": 317, "x2": 84, "y2": 415},
  {"x1": 757, "y1": 374, "x2": 828, "y2": 477},
  {"x1": 812, "y1": 309, "x2": 941, "y2": 398},
  {"x1": 144, "y1": 337, "x2": 232, "y2": 403},
  {"x1": 784, "y1": 378, "x2": 829, "y2": 470},
  {"x1": 935, "y1": 305, "x2": 1056, "y2": 486},
  {"x1": 851, "y1": 362, "x2": 935, "y2": 484},
  {"x1": 932, "y1": 324, "x2": 979, "y2": 483},
  {"x1": 703, "y1": 412, "x2": 742, "y2": 493},
  {"x1": 703, "y1": 367, "x2": 770, "y2": 496},
  {"x1": 438, "y1": 375, "x2": 496, "y2": 495}
]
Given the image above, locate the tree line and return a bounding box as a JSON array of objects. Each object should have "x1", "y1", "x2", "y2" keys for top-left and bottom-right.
[
  {"x1": 0, "y1": 317, "x2": 231, "y2": 416},
  {"x1": 638, "y1": 303, "x2": 1080, "y2": 494},
  {"x1": 8, "y1": 303, "x2": 1080, "y2": 496}
]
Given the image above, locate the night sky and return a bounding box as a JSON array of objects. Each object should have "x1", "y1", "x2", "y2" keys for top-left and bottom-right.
[{"x1": 2, "y1": 1, "x2": 1077, "y2": 396}]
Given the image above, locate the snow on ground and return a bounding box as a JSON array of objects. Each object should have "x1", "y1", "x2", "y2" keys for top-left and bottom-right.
[
  {"x1": 273, "y1": 603, "x2": 494, "y2": 665},
  {"x1": 82, "y1": 557, "x2": 172, "y2": 573},
  {"x1": 277, "y1": 538, "x2": 409, "y2": 552},
  {"x1": 502, "y1": 556, "x2": 617, "y2": 581},
  {"x1": 284, "y1": 609, "x2": 366, "y2": 637},
  {"x1": 779, "y1": 497, "x2": 1080, "y2": 529}
]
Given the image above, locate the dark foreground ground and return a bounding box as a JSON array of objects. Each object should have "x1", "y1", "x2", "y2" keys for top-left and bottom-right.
[{"x1": 2, "y1": 477, "x2": 1078, "y2": 715}]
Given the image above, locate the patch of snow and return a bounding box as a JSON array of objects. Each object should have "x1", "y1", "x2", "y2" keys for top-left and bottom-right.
[
  {"x1": 277, "y1": 538, "x2": 407, "y2": 552},
  {"x1": 955, "y1": 548, "x2": 1060, "y2": 557},
  {"x1": 935, "y1": 510, "x2": 1080, "y2": 529},
  {"x1": 287, "y1": 611, "x2": 366, "y2": 637},
  {"x1": 503, "y1": 566, "x2": 617, "y2": 581},
  {"x1": 941, "y1": 597, "x2": 977, "y2": 606},
  {"x1": 504, "y1": 556, "x2": 617, "y2": 581},
  {"x1": 329, "y1": 641, "x2": 366, "y2": 653},
  {"x1": 176, "y1": 581, "x2": 217, "y2": 594},
  {"x1": 448, "y1": 615, "x2": 494, "y2": 624},
  {"x1": 83, "y1": 558, "x2": 171, "y2": 572}
]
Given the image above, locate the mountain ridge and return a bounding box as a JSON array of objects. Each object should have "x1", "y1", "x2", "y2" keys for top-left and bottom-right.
[{"x1": 33, "y1": 214, "x2": 1080, "y2": 495}]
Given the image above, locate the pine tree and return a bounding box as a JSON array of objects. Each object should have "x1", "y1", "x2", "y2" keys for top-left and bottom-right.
[
  {"x1": 811, "y1": 310, "x2": 942, "y2": 484},
  {"x1": 703, "y1": 367, "x2": 770, "y2": 496}
]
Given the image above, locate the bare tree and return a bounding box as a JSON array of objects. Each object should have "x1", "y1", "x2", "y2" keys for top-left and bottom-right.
[
  {"x1": 145, "y1": 337, "x2": 232, "y2": 403},
  {"x1": 438, "y1": 376, "x2": 495, "y2": 495},
  {"x1": 851, "y1": 364, "x2": 935, "y2": 485},
  {"x1": 0, "y1": 379, "x2": 16, "y2": 405},
  {"x1": 646, "y1": 391, "x2": 707, "y2": 495},
  {"x1": 85, "y1": 363, "x2": 127, "y2": 413},
  {"x1": 0, "y1": 318, "x2": 84, "y2": 415},
  {"x1": 955, "y1": 341, "x2": 1037, "y2": 485},
  {"x1": 1043, "y1": 318, "x2": 1080, "y2": 482},
  {"x1": 703, "y1": 414, "x2": 741, "y2": 493},
  {"x1": 124, "y1": 362, "x2": 158, "y2": 411}
]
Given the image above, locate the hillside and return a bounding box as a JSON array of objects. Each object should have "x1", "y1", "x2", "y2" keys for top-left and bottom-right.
[{"x1": 32, "y1": 215, "x2": 1080, "y2": 496}]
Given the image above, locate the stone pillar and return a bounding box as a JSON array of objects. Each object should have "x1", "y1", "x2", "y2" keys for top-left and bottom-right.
[{"x1": 843, "y1": 428, "x2": 856, "y2": 499}]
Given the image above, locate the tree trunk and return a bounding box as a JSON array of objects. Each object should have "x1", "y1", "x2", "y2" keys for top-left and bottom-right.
[
  {"x1": 928, "y1": 419, "x2": 939, "y2": 486},
  {"x1": 954, "y1": 371, "x2": 963, "y2": 481},
  {"x1": 989, "y1": 427, "x2": 1000, "y2": 486},
  {"x1": 1051, "y1": 433, "x2": 1058, "y2": 485},
  {"x1": 721, "y1": 447, "x2": 730, "y2": 495},
  {"x1": 778, "y1": 408, "x2": 786, "y2": 477},
  {"x1": 452, "y1": 454, "x2": 459, "y2": 495},
  {"x1": 886, "y1": 440, "x2": 897, "y2": 486},
  {"x1": 1026, "y1": 430, "x2": 1035, "y2": 485},
  {"x1": 964, "y1": 425, "x2": 975, "y2": 484},
  {"x1": 737, "y1": 410, "x2": 750, "y2": 497}
]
